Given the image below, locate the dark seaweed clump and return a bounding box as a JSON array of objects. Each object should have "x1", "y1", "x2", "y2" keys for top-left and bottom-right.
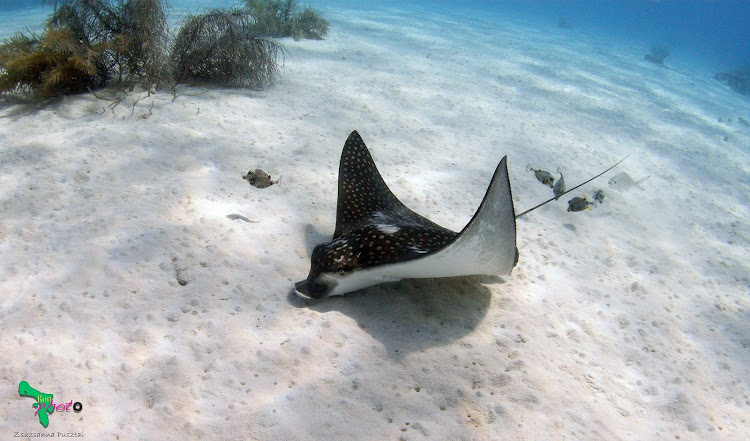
[
  {"x1": 48, "y1": 0, "x2": 171, "y2": 88},
  {"x1": 171, "y1": 9, "x2": 281, "y2": 88},
  {"x1": 0, "y1": 0, "x2": 171, "y2": 99},
  {"x1": 111, "y1": 0, "x2": 172, "y2": 88},
  {"x1": 245, "y1": 0, "x2": 329, "y2": 40},
  {"x1": 714, "y1": 67, "x2": 750, "y2": 97},
  {"x1": 0, "y1": 0, "x2": 329, "y2": 101},
  {"x1": 0, "y1": 27, "x2": 106, "y2": 98},
  {"x1": 644, "y1": 43, "x2": 670, "y2": 67}
]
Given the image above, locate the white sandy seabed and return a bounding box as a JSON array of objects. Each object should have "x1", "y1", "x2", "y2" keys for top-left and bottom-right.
[{"x1": 0, "y1": 3, "x2": 749, "y2": 441}]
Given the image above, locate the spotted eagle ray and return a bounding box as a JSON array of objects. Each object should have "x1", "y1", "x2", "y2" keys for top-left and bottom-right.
[{"x1": 294, "y1": 131, "x2": 624, "y2": 299}]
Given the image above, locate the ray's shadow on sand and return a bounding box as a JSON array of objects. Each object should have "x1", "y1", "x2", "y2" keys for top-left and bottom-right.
[{"x1": 287, "y1": 275, "x2": 501, "y2": 357}]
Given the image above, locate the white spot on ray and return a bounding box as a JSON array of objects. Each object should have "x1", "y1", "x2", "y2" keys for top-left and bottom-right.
[
  {"x1": 370, "y1": 211, "x2": 400, "y2": 235},
  {"x1": 377, "y1": 224, "x2": 400, "y2": 234}
]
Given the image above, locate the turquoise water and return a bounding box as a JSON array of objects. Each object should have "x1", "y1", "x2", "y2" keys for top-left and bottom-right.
[
  {"x1": 1, "y1": 2, "x2": 748, "y2": 439},
  {"x1": 1, "y1": 1, "x2": 747, "y2": 71}
]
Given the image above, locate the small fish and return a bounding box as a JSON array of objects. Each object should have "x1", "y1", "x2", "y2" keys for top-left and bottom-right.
[
  {"x1": 567, "y1": 194, "x2": 593, "y2": 212},
  {"x1": 226, "y1": 214, "x2": 260, "y2": 223},
  {"x1": 243, "y1": 169, "x2": 280, "y2": 189},
  {"x1": 553, "y1": 167, "x2": 566, "y2": 200},
  {"x1": 608, "y1": 172, "x2": 650, "y2": 191},
  {"x1": 526, "y1": 164, "x2": 555, "y2": 188},
  {"x1": 592, "y1": 189, "x2": 605, "y2": 203}
]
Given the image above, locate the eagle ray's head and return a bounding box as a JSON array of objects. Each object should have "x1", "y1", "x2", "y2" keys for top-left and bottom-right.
[{"x1": 294, "y1": 238, "x2": 401, "y2": 299}]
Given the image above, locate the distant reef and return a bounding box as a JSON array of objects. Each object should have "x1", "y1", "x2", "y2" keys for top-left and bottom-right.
[
  {"x1": 0, "y1": 0, "x2": 329, "y2": 101},
  {"x1": 644, "y1": 43, "x2": 670, "y2": 67},
  {"x1": 714, "y1": 68, "x2": 750, "y2": 97},
  {"x1": 557, "y1": 17, "x2": 572, "y2": 30}
]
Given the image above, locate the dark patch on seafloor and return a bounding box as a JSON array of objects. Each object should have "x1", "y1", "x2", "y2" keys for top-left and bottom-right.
[{"x1": 563, "y1": 223, "x2": 577, "y2": 232}]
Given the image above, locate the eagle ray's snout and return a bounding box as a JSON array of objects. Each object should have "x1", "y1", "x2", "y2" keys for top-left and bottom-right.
[{"x1": 293, "y1": 277, "x2": 334, "y2": 300}]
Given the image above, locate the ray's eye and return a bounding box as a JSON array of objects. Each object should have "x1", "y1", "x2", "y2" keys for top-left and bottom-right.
[{"x1": 338, "y1": 269, "x2": 346, "y2": 275}]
